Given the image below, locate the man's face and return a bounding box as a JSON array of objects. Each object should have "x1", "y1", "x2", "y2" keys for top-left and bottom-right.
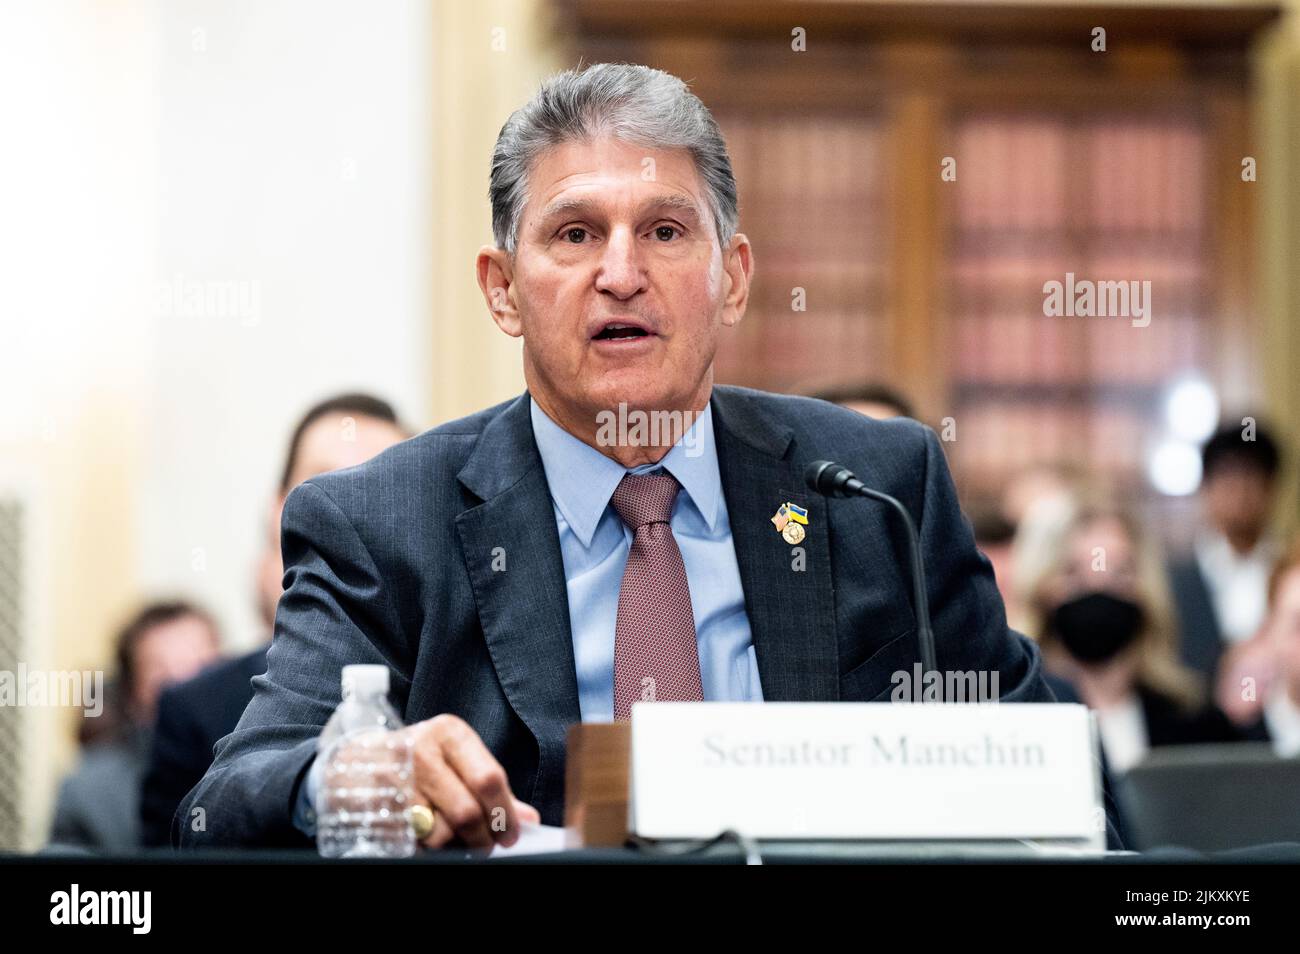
[
  {"x1": 255, "y1": 412, "x2": 407, "y2": 630},
  {"x1": 131, "y1": 614, "x2": 220, "y2": 723},
  {"x1": 1054, "y1": 517, "x2": 1140, "y2": 604},
  {"x1": 480, "y1": 136, "x2": 751, "y2": 425},
  {"x1": 1202, "y1": 465, "x2": 1275, "y2": 543},
  {"x1": 287, "y1": 413, "x2": 408, "y2": 490}
]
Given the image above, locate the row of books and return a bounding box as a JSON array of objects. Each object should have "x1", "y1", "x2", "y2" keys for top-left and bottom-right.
[
  {"x1": 717, "y1": 111, "x2": 891, "y2": 392},
  {"x1": 950, "y1": 311, "x2": 1206, "y2": 385},
  {"x1": 952, "y1": 117, "x2": 1207, "y2": 232},
  {"x1": 949, "y1": 252, "x2": 1206, "y2": 286},
  {"x1": 946, "y1": 401, "x2": 1153, "y2": 479},
  {"x1": 726, "y1": 115, "x2": 1208, "y2": 235},
  {"x1": 714, "y1": 306, "x2": 888, "y2": 391},
  {"x1": 722, "y1": 114, "x2": 888, "y2": 210},
  {"x1": 716, "y1": 295, "x2": 1208, "y2": 389}
]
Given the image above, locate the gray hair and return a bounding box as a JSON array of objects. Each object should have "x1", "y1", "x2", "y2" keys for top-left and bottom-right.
[{"x1": 489, "y1": 63, "x2": 738, "y2": 253}]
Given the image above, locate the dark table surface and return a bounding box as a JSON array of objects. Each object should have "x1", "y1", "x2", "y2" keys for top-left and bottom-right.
[{"x1": 14, "y1": 841, "x2": 1300, "y2": 864}]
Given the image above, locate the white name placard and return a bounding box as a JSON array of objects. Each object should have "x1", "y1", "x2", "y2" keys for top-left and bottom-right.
[{"x1": 630, "y1": 702, "x2": 1103, "y2": 843}]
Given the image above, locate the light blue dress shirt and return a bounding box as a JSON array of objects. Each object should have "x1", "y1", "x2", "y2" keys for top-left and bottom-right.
[
  {"x1": 529, "y1": 397, "x2": 762, "y2": 721},
  {"x1": 295, "y1": 396, "x2": 761, "y2": 834}
]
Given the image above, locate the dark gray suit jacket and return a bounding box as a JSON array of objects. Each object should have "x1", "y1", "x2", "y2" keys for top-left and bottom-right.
[
  {"x1": 1167, "y1": 556, "x2": 1224, "y2": 681},
  {"x1": 178, "y1": 387, "x2": 1052, "y2": 848}
]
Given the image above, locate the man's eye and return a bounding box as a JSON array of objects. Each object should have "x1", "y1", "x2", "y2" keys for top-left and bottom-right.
[
  {"x1": 564, "y1": 227, "x2": 588, "y2": 243},
  {"x1": 653, "y1": 225, "x2": 679, "y2": 241}
]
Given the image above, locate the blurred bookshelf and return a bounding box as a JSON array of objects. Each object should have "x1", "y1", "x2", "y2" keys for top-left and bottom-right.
[
  {"x1": 557, "y1": 1, "x2": 1279, "y2": 524},
  {"x1": 946, "y1": 114, "x2": 1209, "y2": 504},
  {"x1": 711, "y1": 112, "x2": 891, "y2": 389}
]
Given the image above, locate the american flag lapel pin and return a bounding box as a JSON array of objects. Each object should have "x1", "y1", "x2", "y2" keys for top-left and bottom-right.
[{"x1": 771, "y1": 501, "x2": 808, "y2": 544}]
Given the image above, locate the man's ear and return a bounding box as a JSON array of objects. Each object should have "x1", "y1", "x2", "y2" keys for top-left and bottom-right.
[
  {"x1": 719, "y1": 233, "x2": 753, "y2": 329},
  {"x1": 477, "y1": 245, "x2": 522, "y2": 337}
]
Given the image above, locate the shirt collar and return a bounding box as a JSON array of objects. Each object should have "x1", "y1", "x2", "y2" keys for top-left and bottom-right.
[
  {"x1": 528, "y1": 396, "x2": 722, "y2": 548},
  {"x1": 1196, "y1": 530, "x2": 1276, "y2": 571}
]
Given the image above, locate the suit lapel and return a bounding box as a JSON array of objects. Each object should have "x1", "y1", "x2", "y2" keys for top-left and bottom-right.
[
  {"x1": 711, "y1": 388, "x2": 839, "y2": 701},
  {"x1": 454, "y1": 393, "x2": 580, "y2": 812}
]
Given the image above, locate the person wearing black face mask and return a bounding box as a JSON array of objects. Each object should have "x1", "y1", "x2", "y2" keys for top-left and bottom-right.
[
  {"x1": 1047, "y1": 590, "x2": 1146, "y2": 665},
  {"x1": 1021, "y1": 503, "x2": 1244, "y2": 776}
]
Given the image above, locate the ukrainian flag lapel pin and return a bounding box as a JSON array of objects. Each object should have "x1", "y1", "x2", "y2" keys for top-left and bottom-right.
[{"x1": 771, "y1": 501, "x2": 808, "y2": 545}]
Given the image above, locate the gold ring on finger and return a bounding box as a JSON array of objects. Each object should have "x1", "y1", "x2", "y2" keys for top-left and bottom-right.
[{"x1": 410, "y1": 804, "x2": 437, "y2": 840}]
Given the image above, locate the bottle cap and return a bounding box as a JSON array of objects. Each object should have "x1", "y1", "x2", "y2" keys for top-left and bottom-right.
[{"x1": 341, "y1": 664, "x2": 389, "y2": 699}]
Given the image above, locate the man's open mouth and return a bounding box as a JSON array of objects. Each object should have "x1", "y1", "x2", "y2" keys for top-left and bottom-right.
[{"x1": 592, "y1": 322, "x2": 651, "y2": 340}]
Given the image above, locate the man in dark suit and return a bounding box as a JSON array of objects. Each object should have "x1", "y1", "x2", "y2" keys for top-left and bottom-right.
[
  {"x1": 180, "y1": 62, "x2": 1057, "y2": 851},
  {"x1": 1168, "y1": 422, "x2": 1282, "y2": 684},
  {"x1": 141, "y1": 649, "x2": 268, "y2": 846},
  {"x1": 141, "y1": 394, "x2": 408, "y2": 846}
]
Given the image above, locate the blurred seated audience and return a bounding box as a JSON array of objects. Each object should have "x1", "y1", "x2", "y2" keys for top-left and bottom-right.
[
  {"x1": 140, "y1": 392, "x2": 409, "y2": 847},
  {"x1": 1216, "y1": 540, "x2": 1300, "y2": 757},
  {"x1": 1169, "y1": 420, "x2": 1283, "y2": 687},
  {"x1": 1018, "y1": 499, "x2": 1242, "y2": 775},
  {"x1": 812, "y1": 382, "x2": 915, "y2": 420},
  {"x1": 48, "y1": 600, "x2": 220, "y2": 850}
]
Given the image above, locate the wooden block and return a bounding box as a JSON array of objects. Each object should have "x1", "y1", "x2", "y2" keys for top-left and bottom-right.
[{"x1": 564, "y1": 722, "x2": 631, "y2": 848}]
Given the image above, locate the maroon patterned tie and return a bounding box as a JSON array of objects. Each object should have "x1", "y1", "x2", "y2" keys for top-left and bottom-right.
[{"x1": 609, "y1": 472, "x2": 704, "y2": 721}]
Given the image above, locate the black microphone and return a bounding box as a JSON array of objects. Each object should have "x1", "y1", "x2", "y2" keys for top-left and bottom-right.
[{"x1": 805, "y1": 460, "x2": 938, "y2": 679}]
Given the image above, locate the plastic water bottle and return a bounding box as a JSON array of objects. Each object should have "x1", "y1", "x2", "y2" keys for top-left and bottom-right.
[{"x1": 316, "y1": 664, "x2": 416, "y2": 858}]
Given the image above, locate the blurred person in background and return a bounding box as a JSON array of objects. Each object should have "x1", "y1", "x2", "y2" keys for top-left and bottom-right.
[
  {"x1": 1000, "y1": 461, "x2": 1083, "y2": 531},
  {"x1": 48, "y1": 600, "x2": 220, "y2": 851},
  {"x1": 970, "y1": 506, "x2": 1018, "y2": 622},
  {"x1": 140, "y1": 393, "x2": 409, "y2": 847},
  {"x1": 1169, "y1": 421, "x2": 1283, "y2": 686},
  {"x1": 812, "y1": 382, "x2": 915, "y2": 420},
  {"x1": 1003, "y1": 461, "x2": 1086, "y2": 635},
  {"x1": 1216, "y1": 541, "x2": 1300, "y2": 756},
  {"x1": 1018, "y1": 499, "x2": 1241, "y2": 775}
]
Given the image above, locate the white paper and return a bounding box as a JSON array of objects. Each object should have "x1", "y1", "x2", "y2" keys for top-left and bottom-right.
[{"x1": 485, "y1": 823, "x2": 569, "y2": 858}]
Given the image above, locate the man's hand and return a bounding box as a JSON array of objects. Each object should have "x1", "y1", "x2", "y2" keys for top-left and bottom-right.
[{"x1": 401, "y1": 714, "x2": 540, "y2": 849}]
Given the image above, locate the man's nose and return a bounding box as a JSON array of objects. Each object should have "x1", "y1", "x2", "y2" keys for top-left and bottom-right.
[{"x1": 593, "y1": 226, "x2": 647, "y2": 300}]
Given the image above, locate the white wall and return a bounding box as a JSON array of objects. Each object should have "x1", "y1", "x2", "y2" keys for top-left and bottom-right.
[
  {"x1": 1, "y1": 0, "x2": 164, "y2": 849},
  {"x1": 141, "y1": 0, "x2": 435, "y2": 649}
]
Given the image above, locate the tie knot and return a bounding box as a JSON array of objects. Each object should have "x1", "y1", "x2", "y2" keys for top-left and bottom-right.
[{"x1": 610, "y1": 472, "x2": 681, "y2": 530}]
